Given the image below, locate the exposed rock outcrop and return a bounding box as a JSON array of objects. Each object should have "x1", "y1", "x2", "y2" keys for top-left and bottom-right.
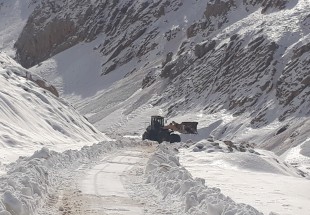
[{"x1": 25, "y1": 72, "x2": 59, "y2": 97}]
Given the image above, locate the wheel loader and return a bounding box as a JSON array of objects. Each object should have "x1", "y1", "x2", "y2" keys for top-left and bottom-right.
[{"x1": 142, "y1": 116, "x2": 198, "y2": 143}]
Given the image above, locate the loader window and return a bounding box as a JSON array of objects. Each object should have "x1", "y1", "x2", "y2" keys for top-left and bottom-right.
[
  {"x1": 159, "y1": 118, "x2": 164, "y2": 127},
  {"x1": 151, "y1": 116, "x2": 164, "y2": 129}
]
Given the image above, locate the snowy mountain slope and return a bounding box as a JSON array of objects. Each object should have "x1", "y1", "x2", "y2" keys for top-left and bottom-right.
[
  {"x1": 0, "y1": 1, "x2": 308, "y2": 214},
  {"x1": 0, "y1": 52, "x2": 109, "y2": 169},
  {"x1": 21, "y1": 0, "x2": 309, "y2": 156}
]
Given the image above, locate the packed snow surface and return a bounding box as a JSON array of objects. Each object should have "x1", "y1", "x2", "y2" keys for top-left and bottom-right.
[{"x1": 77, "y1": 149, "x2": 145, "y2": 214}]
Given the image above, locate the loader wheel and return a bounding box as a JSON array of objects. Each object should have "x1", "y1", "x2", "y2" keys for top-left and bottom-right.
[
  {"x1": 169, "y1": 134, "x2": 181, "y2": 143},
  {"x1": 142, "y1": 131, "x2": 149, "y2": 140}
]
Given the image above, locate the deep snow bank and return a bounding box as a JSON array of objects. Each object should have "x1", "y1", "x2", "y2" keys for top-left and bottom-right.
[
  {"x1": 184, "y1": 139, "x2": 304, "y2": 177},
  {"x1": 0, "y1": 139, "x2": 146, "y2": 215},
  {"x1": 145, "y1": 144, "x2": 263, "y2": 215},
  {"x1": 179, "y1": 139, "x2": 310, "y2": 215},
  {"x1": 0, "y1": 52, "x2": 109, "y2": 165},
  {"x1": 283, "y1": 137, "x2": 310, "y2": 177}
]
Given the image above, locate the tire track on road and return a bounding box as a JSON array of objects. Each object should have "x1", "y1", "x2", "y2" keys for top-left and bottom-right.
[{"x1": 59, "y1": 147, "x2": 153, "y2": 215}]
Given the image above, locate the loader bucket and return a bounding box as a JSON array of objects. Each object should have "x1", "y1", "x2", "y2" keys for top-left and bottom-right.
[{"x1": 180, "y1": 122, "x2": 198, "y2": 134}]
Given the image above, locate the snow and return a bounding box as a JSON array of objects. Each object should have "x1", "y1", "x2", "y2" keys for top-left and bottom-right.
[
  {"x1": 222, "y1": 0, "x2": 309, "y2": 46},
  {"x1": 3, "y1": 125, "x2": 307, "y2": 215},
  {"x1": 283, "y1": 138, "x2": 310, "y2": 176},
  {"x1": 178, "y1": 140, "x2": 310, "y2": 215},
  {"x1": 0, "y1": 52, "x2": 109, "y2": 168},
  {"x1": 0, "y1": 140, "x2": 146, "y2": 215},
  {"x1": 76, "y1": 149, "x2": 145, "y2": 214},
  {"x1": 0, "y1": 0, "x2": 309, "y2": 214},
  {"x1": 146, "y1": 143, "x2": 263, "y2": 215},
  {"x1": 20, "y1": 64, "x2": 310, "y2": 215},
  {"x1": 29, "y1": 36, "x2": 124, "y2": 101},
  {"x1": 57, "y1": 97, "x2": 310, "y2": 215}
]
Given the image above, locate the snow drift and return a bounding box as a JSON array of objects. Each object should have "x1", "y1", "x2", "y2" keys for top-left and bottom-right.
[
  {"x1": 0, "y1": 52, "x2": 108, "y2": 166},
  {"x1": 146, "y1": 143, "x2": 263, "y2": 215},
  {"x1": 0, "y1": 139, "x2": 144, "y2": 215},
  {"x1": 179, "y1": 139, "x2": 310, "y2": 215}
]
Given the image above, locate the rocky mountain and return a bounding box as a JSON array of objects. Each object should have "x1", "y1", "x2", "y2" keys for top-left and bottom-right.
[{"x1": 3, "y1": 0, "x2": 310, "y2": 154}]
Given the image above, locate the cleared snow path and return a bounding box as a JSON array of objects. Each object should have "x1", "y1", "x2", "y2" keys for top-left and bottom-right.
[
  {"x1": 73, "y1": 150, "x2": 145, "y2": 214},
  {"x1": 54, "y1": 144, "x2": 184, "y2": 215},
  {"x1": 0, "y1": 140, "x2": 156, "y2": 215},
  {"x1": 1, "y1": 140, "x2": 265, "y2": 215}
]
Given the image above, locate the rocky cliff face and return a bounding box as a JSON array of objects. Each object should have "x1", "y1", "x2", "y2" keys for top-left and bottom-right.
[
  {"x1": 14, "y1": 0, "x2": 310, "y2": 152},
  {"x1": 15, "y1": 0, "x2": 191, "y2": 71}
]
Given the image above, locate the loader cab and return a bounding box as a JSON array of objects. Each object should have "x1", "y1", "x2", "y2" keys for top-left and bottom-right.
[{"x1": 151, "y1": 116, "x2": 164, "y2": 131}]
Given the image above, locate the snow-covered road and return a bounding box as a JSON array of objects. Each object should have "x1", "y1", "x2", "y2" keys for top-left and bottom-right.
[
  {"x1": 58, "y1": 148, "x2": 151, "y2": 215},
  {"x1": 2, "y1": 140, "x2": 306, "y2": 215},
  {"x1": 29, "y1": 142, "x2": 186, "y2": 215},
  {"x1": 78, "y1": 150, "x2": 145, "y2": 214}
]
